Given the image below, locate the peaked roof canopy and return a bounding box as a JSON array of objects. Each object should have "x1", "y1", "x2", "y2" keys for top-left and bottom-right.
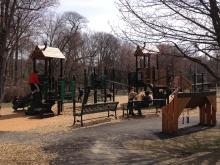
[{"x1": 31, "y1": 45, "x2": 65, "y2": 60}]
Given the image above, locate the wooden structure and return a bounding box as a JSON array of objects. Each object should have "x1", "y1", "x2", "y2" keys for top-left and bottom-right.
[
  {"x1": 162, "y1": 91, "x2": 217, "y2": 134},
  {"x1": 31, "y1": 45, "x2": 66, "y2": 114},
  {"x1": 134, "y1": 46, "x2": 158, "y2": 90}
]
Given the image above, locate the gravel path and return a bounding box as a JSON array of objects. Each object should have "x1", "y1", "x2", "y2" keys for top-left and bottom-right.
[{"x1": 0, "y1": 112, "x2": 219, "y2": 165}]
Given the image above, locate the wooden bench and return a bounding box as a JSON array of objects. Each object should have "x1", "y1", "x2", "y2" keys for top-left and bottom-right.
[
  {"x1": 121, "y1": 99, "x2": 166, "y2": 117},
  {"x1": 73, "y1": 102, "x2": 119, "y2": 126}
]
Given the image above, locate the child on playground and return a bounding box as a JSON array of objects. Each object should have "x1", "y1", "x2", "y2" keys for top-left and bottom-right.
[
  {"x1": 28, "y1": 69, "x2": 40, "y2": 94},
  {"x1": 28, "y1": 69, "x2": 42, "y2": 105}
]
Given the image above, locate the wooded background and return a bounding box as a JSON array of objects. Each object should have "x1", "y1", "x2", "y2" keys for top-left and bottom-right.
[{"x1": 1, "y1": 0, "x2": 220, "y2": 102}]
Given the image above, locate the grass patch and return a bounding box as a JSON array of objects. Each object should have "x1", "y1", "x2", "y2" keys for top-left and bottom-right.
[
  {"x1": 190, "y1": 136, "x2": 220, "y2": 153},
  {"x1": 123, "y1": 127, "x2": 220, "y2": 159}
]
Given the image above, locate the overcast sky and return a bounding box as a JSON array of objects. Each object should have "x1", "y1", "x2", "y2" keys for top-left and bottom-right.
[{"x1": 58, "y1": 0, "x2": 119, "y2": 33}]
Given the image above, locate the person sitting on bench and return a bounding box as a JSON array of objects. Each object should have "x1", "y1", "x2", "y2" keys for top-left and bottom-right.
[
  {"x1": 134, "y1": 89, "x2": 145, "y2": 116},
  {"x1": 143, "y1": 91, "x2": 153, "y2": 107},
  {"x1": 127, "y1": 87, "x2": 137, "y2": 116}
]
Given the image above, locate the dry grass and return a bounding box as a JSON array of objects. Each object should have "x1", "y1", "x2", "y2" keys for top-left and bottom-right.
[
  {"x1": 123, "y1": 126, "x2": 220, "y2": 164},
  {"x1": 0, "y1": 143, "x2": 57, "y2": 164}
]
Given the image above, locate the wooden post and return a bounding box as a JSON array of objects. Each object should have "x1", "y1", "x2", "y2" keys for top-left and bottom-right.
[
  {"x1": 93, "y1": 68, "x2": 97, "y2": 103},
  {"x1": 182, "y1": 112, "x2": 185, "y2": 124},
  {"x1": 94, "y1": 89, "x2": 97, "y2": 103},
  {"x1": 143, "y1": 54, "x2": 146, "y2": 68},
  {"x1": 57, "y1": 60, "x2": 64, "y2": 115},
  {"x1": 156, "y1": 53, "x2": 159, "y2": 70},
  {"x1": 211, "y1": 106, "x2": 216, "y2": 126},
  {"x1": 152, "y1": 66, "x2": 155, "y2": 85},
  {"x1": 186, "y1": 109, "x2": 189, "y2": 123},
  {"x1": 48, "y1": 59, "x2": 52, "y2": 91},
  {"x1": 135, "y1": 54, "x2": 138, "y2": 92},
  {"x1": 60, "y1": 59, "x2": 63, "y2": 77},
  {"x1": 206, "y1": 103, "x2": 211, "y2": 125},
  {"x1": 193, "y1": 73, "x2": 196, "y2": 92},
  {"x1": 148, "y1": 53, "x2": 151, "y2": 68},
  {"x1": 44, "y1": 59, "x2": 48, "y2": 76},
  {"x1": 199, "y1": 105, "x2": 206, "y2": 125},
  {"x1": 72, "y1": 75, "x2": 76, "y2": 124},
  {"x1": 84, "y1": 69, "x2": 87, "y2": 89},
  {"x1": 33, "y1": 58, "x2": 36, "y2": 71},
  {"x1": 104, "y1": 67, "x2": 107, "y2": 103},
  {"x1": 112, "y1": 69, "x2": 115, "y2": 102},
  {"x1": 201, "y1": 73, "x2": 204, "y2": 92}
]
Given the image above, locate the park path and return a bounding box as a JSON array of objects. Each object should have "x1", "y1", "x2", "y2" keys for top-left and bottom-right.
[
  {"x1": 0, "y1": 113, "x2": 219, "y2": 164},
  {"x1": 44, "y1": 115, "x2": 200, "y2": 165},
  {"x1": 46, "y1": 116, "x2": 163, "y2": 165}
]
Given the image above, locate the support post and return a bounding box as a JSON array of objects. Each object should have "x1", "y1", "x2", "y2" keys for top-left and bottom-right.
[
  {"x1": 44, "y1": 59, "x2": 48, "y2": 76},
  {"x1": 104, "y1": 67, "x2": 107, "y2": 102},
  {"x1": 199, "y1": 105, "x2": 206, "y2": 125},
  {"x1": 84, "y1": 69, "x2": 87, "y2": 90},
  {"x1": 201, "y1": 73, "x2": 204, "y2": 92},
  {"x1": 135, "y1": 54, "x2": 138, "y2": 92},
  {"x1": 72, "y1": 75, "x2": 76, "y2": 121},
  {"x1": 143, "y1": 55, "x2": 146, "y2": 68},
  {"x1": 93, "y1": 68, "x2": 97, "y2": 103},
  {"x1": 60, "y1": 59, "x2": 63, "y2": 77},
  {"x1": 33, "y1": 58, "x2": 36, "y2": 71},
  {"x1": 48, "y1": 59, "x2": 52, "y2": 91},
  {"x1": 112, "y1": 69, "x2": 115, "y2": 102},
  {"x1": 206, "y1": 103, "x2": 212, "y2": 125},
  {"x1": 186, "y1": 109, "x2": 189, "y2": 123},
  {"x1": 94, "y1": 89, "x2": 97, "y2": 103},
  {"x1": 211, "y1": 106, "x2": 216, "y2": 126}
]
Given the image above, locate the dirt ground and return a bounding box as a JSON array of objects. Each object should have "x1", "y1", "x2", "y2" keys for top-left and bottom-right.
[
  {"x1": 0, "y1": 95, "x2": 128, "y2": 132},
  {"x1": 0, "y1": 95, "x2": 200, "y2": 132}
]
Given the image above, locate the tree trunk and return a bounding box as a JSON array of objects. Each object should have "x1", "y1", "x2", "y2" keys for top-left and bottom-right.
[
  {"x1": 14, "y1": 40, "x2": 18, "y2": 85},
  {"x1": 0, "y1": 54, "x2": 6, "y2": 101},
  {"x1": 0, "y1": 32, "x2": 8, "y2": 101}
]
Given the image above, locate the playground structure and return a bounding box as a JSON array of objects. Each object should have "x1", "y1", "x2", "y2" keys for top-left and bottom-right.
[
  {"x1": 27, "y1": 45, "x2": 65, "y2": 116},
  {"x1": 129, "y1": 46, "x2": 217, "y2": 134},
  {"x1": 9, "y1": 44, "x2": 218, "y2": 133},
  {"x1": 14, "y1": 45, "x2": 76, "y2": 117},
  {"x1": 192, "y1": 73, "x2": 214, "y2": 92},
  {"x1": 73, "y1": 67, "x2": 120, "y2": 126},
  {"x1": 128, "y1": 46, "x2": 172, "y2": 109},
  {"x1": 83, "y1": 67, "x2": 116, "y2": 103},
  {"x1": 162, "y1": 91, "x2": 216, "y2": 134},
  {"x1": 129, "y1": 46, "x2": 192, "y2": 95}
]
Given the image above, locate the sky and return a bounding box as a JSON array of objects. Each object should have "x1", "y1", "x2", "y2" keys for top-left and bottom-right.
[{"x1": 58, "y1": 0, "x2": 119, "y2": 33}]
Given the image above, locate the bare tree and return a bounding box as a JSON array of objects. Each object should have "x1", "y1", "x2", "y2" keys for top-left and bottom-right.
[
  {"x1": 40, "y1": 11, "x2": 89, "y2": 79},
  {"x1": 0, "y1": 0, "x2": 57, "y2": 99},
  {"x1": 116, "y1": 0, "x2": 220, "y2": 81},
  {"x1": 89, "y1": 32, "x2": 120, "y2": 69}
]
